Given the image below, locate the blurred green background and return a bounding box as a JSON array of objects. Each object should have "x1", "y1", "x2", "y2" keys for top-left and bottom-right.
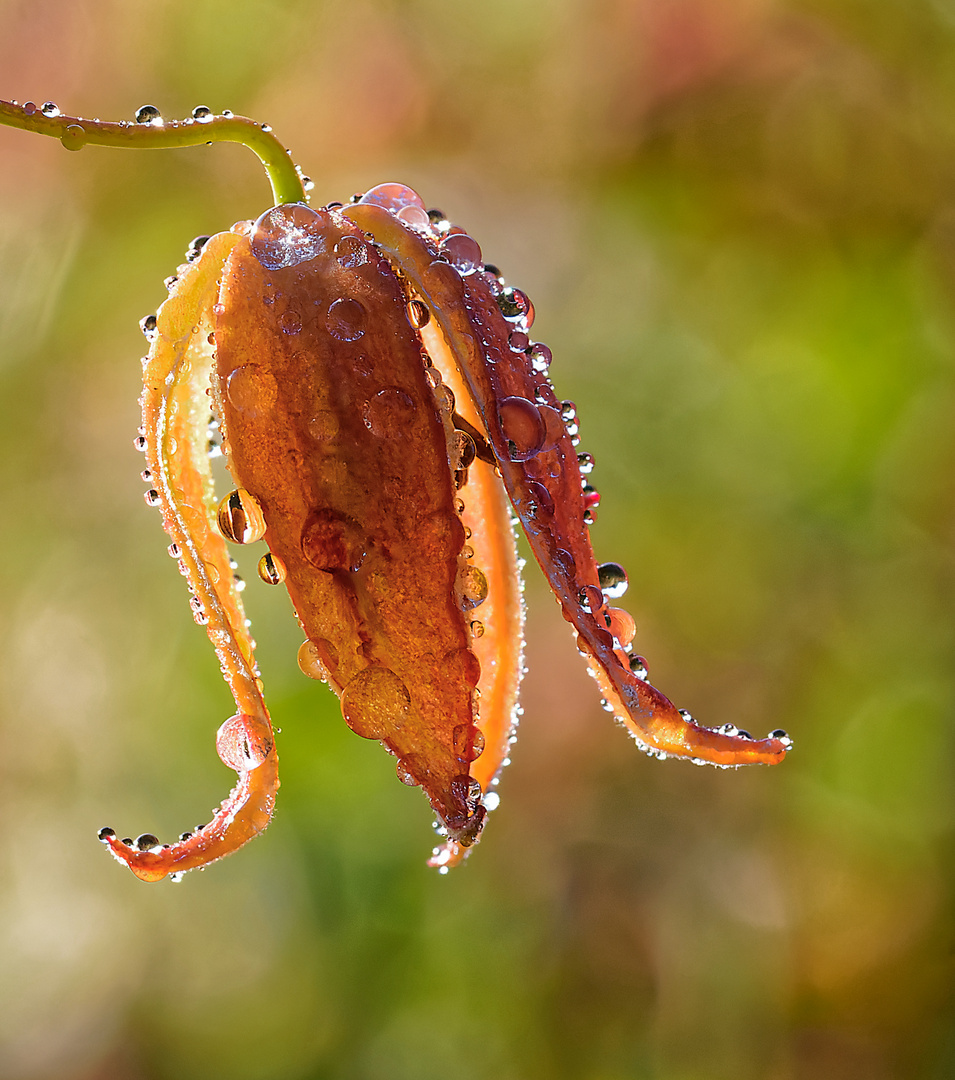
[{"x1": 1, "y1": 1, "x2": 953, "y2": 1077}]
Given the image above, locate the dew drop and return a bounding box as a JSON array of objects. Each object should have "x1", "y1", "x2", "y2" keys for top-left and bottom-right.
[
  {"x1": 606, "y1": 607, "x2": 636, "y2": 648},
  {"x1": 396, "y1": 757, "x2": 420, "y2": 786},
  {"x1": 363, "y1": 387, "x2": 416, "y2": 436},
  {"x1": 216, "y1": 712, "x2": 272, "y2": 772},
  {"x1": 192, "y1": 105, "x2": 213, "y2": 121},
  {"x1": 250, "y1": 204, "x2": 325, "y2": 270},
  {"x1": 134, "y1": 435, "x2": 148, "y2": 452},
  {"x1": 60, "y1": 124, "x2": 86, "y2": 151},
  {"x1": 597, "y1": 561, "x2": 629, "y2": 599},
  {"x1": 508, "y1": 330, "x2": 530, "y2": 352},
  {"x1": 358, "y1": 183, "x2": 426, "y2": 214},
  {"x1": 496, "y1": 287, "x2": 535, "y2": 327},
  {"x1": 308, "y1": 409, "x2": 340, "y2": 441},
  {"x1": 577, "y1": 452, "x2": 595, "y2": 474},
  {"x1": 97, "y1": 826, "x2": 115, "y2": 842},
  {"x1": 135, "y1": 104, "x2": 163, "y2": 126},
  {"x1": 226, "y1": 364, "x2": 278, "y2": 418},
  {"x1": 301, "y1": 509, "x2": 367, "y2": 572},
  {"x1": 443, "y1": 232, "x2": 483, "y2": 274},
  {"x1": 216, "y1": 488, "x2": 267, "y2": 544},
  {"x1": 279, "y1": 309, "x2": 302, "y2": 335},
  {"x1": 143, "y1": 489, "x2": 161, "y2": 507},
  {"x1": 334, "y1": 234, "x2": 368, "y2": 269},
  {"x1": 140, "y1": 314, "x2": 158, "y2": 340},
  {"x1": 452, "y1": 430, "x2": 477, "y2": 471},
  {"x1": 22, "y1": 102, "x2": 37, "y2": 116},
  {"x1": 577, "y1": 584, "x2": 604, "y2": 615},
  {"x1": 167, "y1": 543, "x2": 180, "y2": 559},
  {"x1": 460, "y1": 565, "x2": 489, "y2": 610},
  {"x1": 325, "y1": 297, "x2": 366, "y2": 341},
  {"x1": 470, "y1": 619, "x2": 485, "y2": 638},
  {"x1": 297, "y1": 638, "x2": 338, "y2": 681},
  {"x1": 528, "y1": 342, "x2": 552, "y2": 372},
  {"x1": 257, "y1": 552, "x2": 286, "y2": 585},
  {"x1": 498, "y1": 397, "x2": 545, "y2": 461},
  {"x1": 341, "y1": 666, "x2": 412, "y2": 740},
  {"x1": 40, "y1": 102, "x2": 60, "y2": 117},
  {"x1": 135, "y1": 833, "x2": 160, "y2": 851},
  {"x1": 526, "y1": 481, "x2": 555, "y2": 518},
  {"x1": 452, "y1": 724, "x2": 485, "y2": 761},
  {"x1": 450, "y1": 774, "x2": 483, "y2": 808},
  {"x1": 406, "y1": 298, "x2": 430, "y2": 328}
]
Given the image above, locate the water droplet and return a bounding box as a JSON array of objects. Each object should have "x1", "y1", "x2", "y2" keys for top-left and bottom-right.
[
  {"x1": 526, "y1": 481, "x2": 555, "y2": 517},
  {"x1": 358, "y1": 183, "x2": 426, "y2": 214},
  {"x1": 135, "y1": 833, "x2": 160, "y2": 851},
  {"x1": 498, "y1": 397, "x2": 545, "y2": 461},
  {"x1": 577, "y1": 584, "x2": 604, "y2": 615},
  {"x1": 460, "y1": 565, "x2": 489, "y2": 610},
  {"x1": 143, "y1": 489, "x2": 161, "y2": 507},
  {"x1": 250, "y1": 204, "x2": 326, "y2": 270},
  {"x1": 341, "y1": 666, "x2": 412, "y2": 740},
  {"x1": 606, "y1": 607, "x2": 636, "y2": 647},
  {"x1": 629, "y1": 654, "x2": 648, "y2": 679},
  {"x1": 226, "y1": 364, "x2": 278, "y2": 418},
  {"x1": 325, "y1": 297, "x2": 366, "y2": 341},
  {"x1": 332, "y1": 233, "x2": 368, "y2": 269},
  {"x1": 140, "y1": 314, "x2": 158, "y2": 340},
  {"x1": 597, "y1": 562, "x2": 629, "y2": 598},
  {"x1": 470, "y1": 619, "x2": 485, "y2": 638},
  {"x1": 40, "y1": 102, "x2": 60, "y2": 117},
  {"x1": 497, "y1": 287, "x2": 534, "y2": 326},
  {"x1": 135, "y1": 104, "x2": 163, "y2": 126},
  {"x1": 97, "y1": 826, "x2": 115, "y2": 843},
  {"x1": 60, "y1": 124, "x2": 86, "y2": 151},
  {"x1": 222, "y1": 109, "x2": 234, "y2": 119},
  {"x1": 577, "y1": 452, "x2": 595, "y2": 474},
  {"x1": 216, "y1": 712, "x2": 272, "y2": 771},
  {"x1": 396, "y1": 757, "x2": 420, "y2": 786},
  {"x1": 279, "y1": 309, "x2": 302, "y2": 335},
  {"x1": 528, "y1": 342, "x2": 552, "y2": 372},
  {"x1": 192, "y1": 105, "x2": 213, "y2": 121},
  {"x1": 134, "y1": 435, "x2": 148, "y2": 452},
  {"x1": 257, "y1": 552, "x2": 286, "y2": 585},
  {"x1": 452, "y1": 724, "x2": 485, "y2": 761},
  {"x1": 301, "y1": 509, "x2": 367, "y2": 572},
  {"x1": 423, "y1": 258, "x2": 462, "y2": 294},
  {"x1": 484, "y1": 791, "x2": 501, "y2": 812},
  {"x1": 443, "y1": 232, "x2": 483, "y2": 273},
  {"x1": 452, "y1": 430, "x2": 477, "y2": 471},
  {"x1": 308, "y1": 410, "x2": 340, "y2": 441},
  {"x1": 582, "y1": 485, "x2": 601, "y2": 511},
  {"x1": 554, "y1": 547, "x2": 576, "y2": 578},
  {"x1": 450, "y1": 774, "x2": 483, "y2": 808},
  {"x1": 167, "y1": 543, "x2": 180, "y2": 558},
  {"x1": 297, "y1": 638, "x2": 338, "y2": 681},
  {"x1": 185, "y1": 235, "x2": 211, "y2": 262},
  {"x1": 216, "y1": 488, "x2": 267, "y2": 544},
  {"x1": 363, "y1": 387, "x2": 416, "y2": 436},
  {"x1": 560, "y1": 400, "x2": 577, "y2": 422},
  {"x1": 718, "y1": 723, "x2": 739, "y2": 737},
  {"x1": 22, "y1": 102, "x2": 37, "y2": 116},
  {"x1": 406, "y1": 298, "x2": 430, "y2": 328}
]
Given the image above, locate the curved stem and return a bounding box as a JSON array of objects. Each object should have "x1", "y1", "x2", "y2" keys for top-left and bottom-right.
[{"x1": 0, "y1": 99, "x2": 307, "y2": 206}]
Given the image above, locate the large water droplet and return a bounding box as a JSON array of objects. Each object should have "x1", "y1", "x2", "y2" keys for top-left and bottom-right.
[
  {"x1": 498, "y1": 397, "x2": 545, "y2": 461},
  {"x1": 60, "y1": 124, "x2": 86, "y2": 151},
  {"x1": 363, "y1": 387, "x2": 416, "y2": 436},
  {"x1": 359, "y1": 183, "x2": 426, "y2": 214},
  {"x1": 597, "y1": 562, "x2": 629, "y2": 599},
  {"x1": 325, "y1": 297, "x2": 366, "y2": 341},
  {"x1": 341, "y1": 666, "x2": 412, "y2": 740},
  {"x1": 216, "y1": 712, "x2": 273, "y2": 771},
  {"x1": 257, "y1": 552, "x2": 286, "y2": 585},
  {"x1": 135, "y1": 104, "x2": 163, "y2": 126},
  {"x1": 250, "y1": 204, "x2": 325, "y2": 270},
  {"x1": 334, "y1": 234, "x2": 368, "y2": 269},
  {"x1": 297, "y1": 638, "x2": 338, "y2": 681},
  {"x1": 226, "y1": 364, "x2": 278, "y2": 417},
  {"x1": 460, "y1": 565, "x2": 489, "y2": 610},
  {"x1": 606, "y1": 607, "x2": 636, "y2": 647},
  {"x1": 301, "y1": 509, "x2": 366, "y2": 572},
  {"x1": 452, "y1": 724, "x2": 485, "y2": 761},
  {"x1": 216, "y1": 488, "x2": 267, "y2": 544},
  {"x1": 443, "y1": 232, "x2": 482, "y2": 274}
]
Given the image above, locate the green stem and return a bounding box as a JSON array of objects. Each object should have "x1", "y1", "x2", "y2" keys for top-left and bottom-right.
[{"x1": 0, "y1": 99, "x2": 307, "y2": 206}]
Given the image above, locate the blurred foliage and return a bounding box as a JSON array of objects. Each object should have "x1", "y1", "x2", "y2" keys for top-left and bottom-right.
[{"x1": 1, "y1": 1, "x2": 953, "y2": 1078}]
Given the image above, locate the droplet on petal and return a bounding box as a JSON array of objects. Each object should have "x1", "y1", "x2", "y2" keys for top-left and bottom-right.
[
  {"x1": 250, "y1": 204, "x2": 326, "y2": 270},
  {"x1": 216, "y1": 488, "x2": 267, "y2": 544},
  {"x1": 460, "y1": 565, "x2": 489, "y2": 610},
  {"x1": 341, "y1": 666, "x2": 412, "y2": 740},
  {"x1": 498, "y1": 397, "x2": 545, "y2": 461},
  {"x1": 325, "y1": 297, "x2": 366, "y2": 341},
  {"x1": 443, "y1": 232, "x2": 483, "y2": 274},
  {"x1": 215, "y1": 712, "x2": 273, "y2": 772},
  {"x1": 363, "y1": 388, "x2": 417, "y2": 437},
  {"x1": 597, "y1": 561, "x2": 629, "y2": 599},
  {"x1": 257, "y1": 552, "x2": 286, "y2": 585}
]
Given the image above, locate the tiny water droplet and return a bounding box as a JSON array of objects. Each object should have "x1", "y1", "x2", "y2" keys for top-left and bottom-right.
[
  {"x1": 185, "y1": 235, "x2": 211, "y2": 262},
  {"x1": 140, "y1": 314, "x2": 158, "y2": 340},
  {"x1": 216, "y1": 488, "x2": 267, "y2": 544},
  {"x1": 470, "y1": 619, "x2": 485, "y2": 638},
  {"x1": 577, "y1": 584, "x2": 604, "y2": 615},
  {"x1": 134, "y1": 435, "x2": 148, "y2": 452},
  {"x1": 629, "y1": 654, "x2": 649, "y2": 679},
  {"x1": 167, "y1": 543, "x2": 180, "y2": 558},
  {"x1": 528, "y1": 342, "x2": 552, "y2": 372}
]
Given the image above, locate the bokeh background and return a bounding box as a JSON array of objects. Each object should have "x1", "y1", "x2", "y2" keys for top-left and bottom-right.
[{"x1": 1, "y1": 1, "x2": 953, "y2": 1077}]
